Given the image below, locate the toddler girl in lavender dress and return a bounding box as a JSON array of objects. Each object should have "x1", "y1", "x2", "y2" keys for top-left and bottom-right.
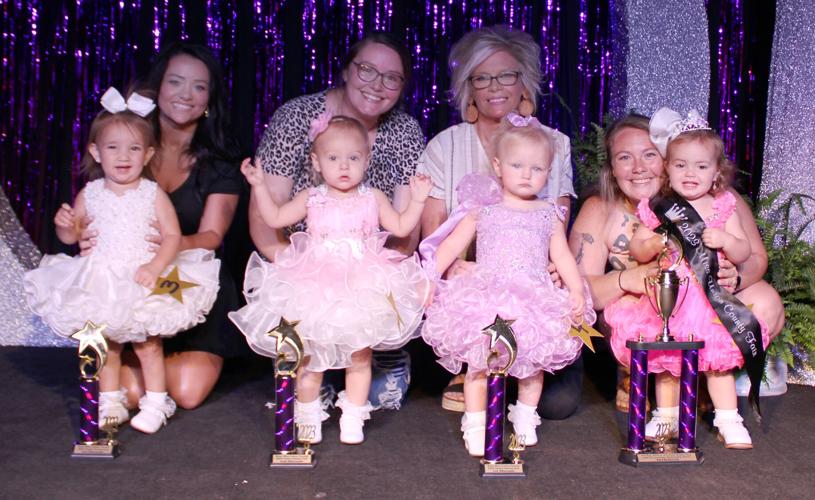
[{"x1": 420, "y1": 117, "x2": 596, "y2": 456}]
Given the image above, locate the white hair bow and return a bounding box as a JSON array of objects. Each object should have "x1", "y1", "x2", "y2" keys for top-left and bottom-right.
[
  {"x1": 649, "y1": 107, "x2": 711, "y2": 157},
  {"x1": 100, "y1": 87, "x2": 156, "y2": 117}
]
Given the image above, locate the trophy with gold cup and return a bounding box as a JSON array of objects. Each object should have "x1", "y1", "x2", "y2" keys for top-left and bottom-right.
[
  {"x1": 480, "y1": 315, "x2": 526, "y2": 478},
  {"x1": 619, "y1": 235, "x2": 704, "y2": 466},
  {"x1": 70, "y1": 321, "x2": 120, "y2": 459},
  {"x1": 268, "y1": 318, "x2": 316, "y2": 468}
]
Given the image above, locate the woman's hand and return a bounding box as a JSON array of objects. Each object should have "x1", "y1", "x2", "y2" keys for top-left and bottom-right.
[
  {"x1": 240, "y1": 157, "x2": 264, "y2": 187},
  {"x1": 717, "y1": 255, "x2": 739, "y2": 293},
  {"x1": 409, "y1": 173, "x2": 433, "y2": 203},
  {"x1": 445, "y1": 258, "x2": 475, "y2": 279},
  {"x1": 145, "y1": 219, "x2": 163, "y2": 253},
  {"x1": 77, "y1": 215, "x2": 97, "y2": 256},
  {"x1": 548, "y1": 262, "x2": 563, "y2": 288},
  {"x1": 619, "y1": 261, "x2": 660, "y2": 295}
]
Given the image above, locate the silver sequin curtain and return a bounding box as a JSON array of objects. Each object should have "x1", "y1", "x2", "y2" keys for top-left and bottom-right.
[{"x1": 609, "y1": 0, "x2": 710, "y2": 118}]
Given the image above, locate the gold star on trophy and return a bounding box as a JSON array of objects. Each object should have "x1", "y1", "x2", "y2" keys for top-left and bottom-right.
[
  {"x1": 266, "y1": 318, "x2": 304, "y2": 370},
  {"x1": 71, "y1": 321, "x2": 109, "y2": 369},
  {"x1": 482, "y1": 315, "x2": 518, "y2": 372},
  {"x1": 570, "y1": 322, "x2": 604, "y2": 353},
  {"x1": 150, "y1": 266, "x2": 198, "y2": 303}
]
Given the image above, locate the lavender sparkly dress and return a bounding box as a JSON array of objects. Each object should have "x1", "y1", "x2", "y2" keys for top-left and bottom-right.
[{"x1": 421, "y1": 174, "x2": 596, "y2": 379}]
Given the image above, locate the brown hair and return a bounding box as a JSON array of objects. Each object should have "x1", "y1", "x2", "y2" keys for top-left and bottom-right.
[
  {"x1": 661, "y1": 129, "x2": 734, "y2": 196},
  {"x1": 309, "y1": 115, "x2": 370, "y2": 185},
  {"x1": 599, "y1": 113, "x2": 651, "y2": 204},
  {"x1": 80, "y1": 108, "x2": 156, "y2": 181}
]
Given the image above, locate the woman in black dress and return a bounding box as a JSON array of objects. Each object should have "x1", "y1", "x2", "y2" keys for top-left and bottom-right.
[{"x1": 81, "y1": 42, "x2": 245, "y2": 409}]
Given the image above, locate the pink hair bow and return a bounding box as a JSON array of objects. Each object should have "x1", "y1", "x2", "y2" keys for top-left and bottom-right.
[
  {"x1": 308, "y1": 109, "x2": 334, "y2": 142},
  {"x1": 506, "y1": 112, "x2": 542, "y2": 128}
]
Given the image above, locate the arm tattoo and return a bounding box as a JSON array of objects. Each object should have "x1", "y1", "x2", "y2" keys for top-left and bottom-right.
[{"x1": 575, "y1": 233, "x2": 594, "y2": 264}]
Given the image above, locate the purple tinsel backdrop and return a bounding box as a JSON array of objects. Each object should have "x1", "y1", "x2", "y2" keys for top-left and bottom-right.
[{"x1": 0, "y1": 0, "x2": 765, "y2": 250}]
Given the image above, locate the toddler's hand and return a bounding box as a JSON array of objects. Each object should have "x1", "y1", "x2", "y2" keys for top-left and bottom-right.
[
  {"x1": 409, "y1": 174, "x2": 433, "y2": 203},
  {"x1": 702, "y1": 227, "x2": 728, "y2": 249},
  {"x1": 54, "y1": 203, "x2": 77, "y2": 230},
  {"x1": 240, "y1": 157, "x2": 264, "y2": 187},
  {"x1": 134, "y1": 264, "x2": 160, "y2": 289},
  {"x1": 569, "y1": 291, "x2": 585, "y2": 324},
  {"x1": 445, "y1": 258, "x2": 475, "y2": 279}
]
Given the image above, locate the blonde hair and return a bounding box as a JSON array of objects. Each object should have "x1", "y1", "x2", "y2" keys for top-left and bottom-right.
[
  {"x1": 80, "y1": 109, "x2": 156, "y2": 181},
  {"x1": 494, "y1": 123, "x2": 555, "y2": 166},
  {"x1": 309, "y1": 115, "x2": 370, "y2": 185},
  {"x1": 449, "y1": 26, "x2": 542, "y2": 121}
]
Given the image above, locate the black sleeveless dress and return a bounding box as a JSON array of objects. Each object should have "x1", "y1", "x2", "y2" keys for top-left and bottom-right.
[{"x1": 162, "y1": 158, "x2": 249, "y2": 358}]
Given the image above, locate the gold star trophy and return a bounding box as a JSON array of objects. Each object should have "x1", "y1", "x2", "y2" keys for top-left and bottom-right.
[
  {"x1": 268, "y1": 318, "x2": 316, "y2": 468},
  {"x1": 70, "y1": 321, "x2": 120, "y2": 459},
  {"x1": 479, "y1": 315, "x2": 526, "y2": 478}
]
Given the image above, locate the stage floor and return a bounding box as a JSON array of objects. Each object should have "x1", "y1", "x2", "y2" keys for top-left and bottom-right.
[{"x1": 1, "y1": 346, "x2": 812, "y2": 499}]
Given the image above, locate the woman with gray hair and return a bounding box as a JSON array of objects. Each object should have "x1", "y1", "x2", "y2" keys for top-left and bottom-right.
[{"x1": 417, "y1": 25, "x2": 582, "y2": 419}]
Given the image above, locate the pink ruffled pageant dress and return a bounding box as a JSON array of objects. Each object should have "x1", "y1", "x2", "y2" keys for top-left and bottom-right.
[
  {"x1": 605, "y1": 191, "x2": 769, "y2": 375},
  {"x1": 23, "y1": 178, "x2": 221, "y2": 343},
  {"x1": 420, "y1": 174, "x2": 596, "y2": 379},
  {"x1": 229, "y1": 184, "x2": 430, "y2": 372}
]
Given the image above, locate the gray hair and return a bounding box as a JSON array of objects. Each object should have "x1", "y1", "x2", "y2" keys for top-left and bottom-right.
[{"x1": 448, "y1": 25, "x2": 542, "y2": 121}]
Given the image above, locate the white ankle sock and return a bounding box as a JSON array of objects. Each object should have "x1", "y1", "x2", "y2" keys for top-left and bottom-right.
[
  {"x1": 145, "y1": 391, "x2": 168, "y2": 404},
  {"x1": 514, "y1": 401, "x2": 537, "y2": 413},
  {"x1": 656, "y1": 406, "x2": 679, "y2": 416},
  {"x1": 714, "y1": 408, "x2": 739, "y2": 419}
]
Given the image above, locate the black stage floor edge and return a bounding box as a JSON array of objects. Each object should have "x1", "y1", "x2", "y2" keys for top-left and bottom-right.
[{"x1": 1, "y1": 346, "x2": 812, "y2": 499}]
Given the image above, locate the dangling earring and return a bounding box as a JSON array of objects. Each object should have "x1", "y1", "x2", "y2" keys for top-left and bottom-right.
[
  {"x1": 465, "y1": 100, "x2": 479, "y2": 123},
  {"x1": 518, "y1": 93, "x2": 534, "y2": 117},
  {"x1": 203, "y1": 108, "x2": 210, "y2": 118}
]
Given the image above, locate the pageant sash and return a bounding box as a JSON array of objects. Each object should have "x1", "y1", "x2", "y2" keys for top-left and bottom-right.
[{"x1": 650, "y1": 194, "x2": 765, "y2": 418}]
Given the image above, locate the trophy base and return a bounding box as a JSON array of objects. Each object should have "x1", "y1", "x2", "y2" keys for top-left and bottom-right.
[
  {"x1": 270, "y1": 449, "x2": 316, "y2": 468},
  {"x1": 626, "y1": 340, "x2": 705, "y2": 351},
  {"x1": 479, "y1": 460, "x2": 526, "y2": 478},
  {"x1": 619, "y1": 445, "x2": 704, "y2": 467},
  {"x1": 71, "y1": 440, "x2": 120, "y2": 459}
]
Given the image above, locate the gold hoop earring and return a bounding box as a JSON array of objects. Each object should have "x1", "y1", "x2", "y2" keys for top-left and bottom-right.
[
  {"x1": 518, "y1": 94, "x2": 534, "y2": 117},
  {"x1": 465, "y1": 100, "x2": 479, "y2": 123}
]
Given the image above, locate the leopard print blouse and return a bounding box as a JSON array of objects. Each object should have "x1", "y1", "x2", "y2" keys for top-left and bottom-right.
[{"x1": 255, "y1": 90, "x2": 425, "y2": 232}]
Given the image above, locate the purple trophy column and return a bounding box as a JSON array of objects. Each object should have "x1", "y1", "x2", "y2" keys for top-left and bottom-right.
[
  {"x1": 484, "y1": 373, "x2": 506, "y2": 462},
  {"x1": 275, "y1": 374, "x2": 295, "y2": 453},
  {"x1": 627, "y1": 348, "x2": 648, "y2": 451},
  {"x1": 678, "y1": 348, "x2": 700, "y2": 451},
  {"x1": 78, "y1": 378, "x2": 99, "y2": 443}
]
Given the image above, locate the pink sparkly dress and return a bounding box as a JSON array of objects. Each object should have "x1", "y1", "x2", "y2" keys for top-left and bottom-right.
[
  {"x1": 605, "y1": 192, "x2": 769, "y2": 376},
  {"x1": 229, "y1": 184, "x2": 430, "y2": 372},
  {"x1": 420, "y1": 174, "x2": 596, "y2": 379}
]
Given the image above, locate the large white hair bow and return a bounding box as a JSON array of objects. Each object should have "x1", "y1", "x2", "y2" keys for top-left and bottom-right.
[
  {"x1": 100, "y1": 87, "x2": 156, "y2": 117},
  {"x1": 649, "y1": 107, "x2": 711, "y2": 157}
]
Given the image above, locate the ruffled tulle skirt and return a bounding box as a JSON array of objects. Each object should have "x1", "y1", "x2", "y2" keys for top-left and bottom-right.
[
  {"x1": 229, "y1": 232, "x2": 430, "y2": 372},
  {"x1": 23, "y1": 249, "x2": 220, "y2": 343},
  {"x1": 421, "y1": 268, "x2": 596, "y2": 379},
  {"x1": 605, "y1": 277, "x2": 769, "y2": 376}
]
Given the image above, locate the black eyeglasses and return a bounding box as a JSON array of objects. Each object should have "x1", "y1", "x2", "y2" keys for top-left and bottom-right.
[
  {"x1": 468, "y1": 71, "x2": 521, "y2": 90},
  {"x1": 352, "y1": 62, "x2": 405, "y2": 91}
]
